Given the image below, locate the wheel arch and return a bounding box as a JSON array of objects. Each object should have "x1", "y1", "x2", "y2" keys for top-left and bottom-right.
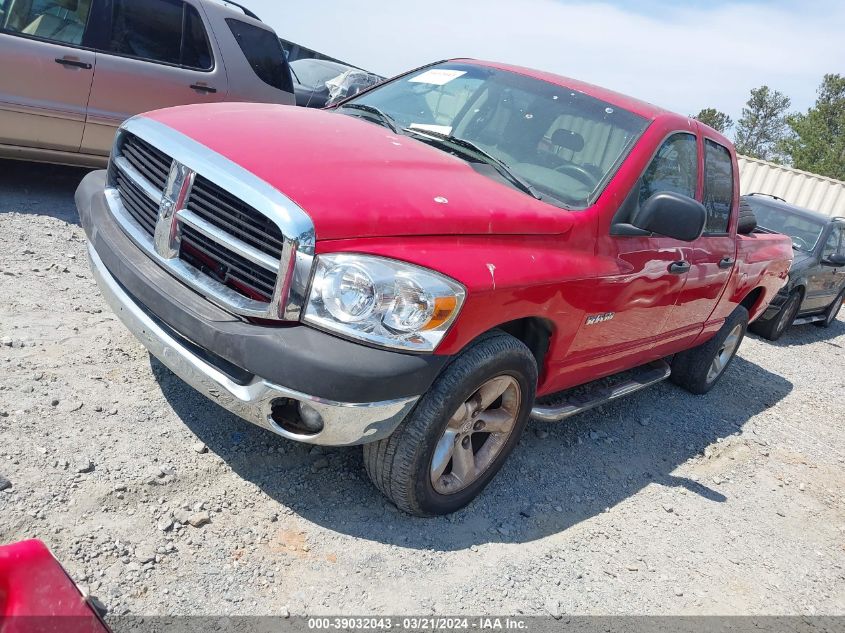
[{"x1": 490, "y1": 317, "x2": 555, "y2": 377}]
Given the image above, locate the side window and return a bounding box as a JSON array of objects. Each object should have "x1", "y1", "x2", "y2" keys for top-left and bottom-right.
[
  {"x1": 640, "y1": 133, "x2": 698, "y2": 207},
  {"x1": 703, "y1": 139, "x2": 734, "y2": 234},
  {"x1": 0, "y1": 0, "x2": 93, "y2": 45},
  {"x1": 181, "y1": 5, "x2": 212, "y2": 70},
  {"x1": 226, "y1": 19, "x2": 293, "y2": 93},
  {"x1": 822, "y1": 227, "x2": 842, "y2": 259},
  {"x1": 106, "y1": 0, "x2": 212, "y2": 70}
]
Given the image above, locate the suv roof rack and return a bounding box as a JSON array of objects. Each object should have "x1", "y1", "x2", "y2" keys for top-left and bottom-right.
[
  {"x1": 217, "y1": 0, "x2": 262, "y2": 21},
  {"x1": 746, "y1": 192, "x2": 787, "y2": 203}
]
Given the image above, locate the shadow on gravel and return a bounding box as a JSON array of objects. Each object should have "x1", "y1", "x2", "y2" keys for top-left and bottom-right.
[
  {"x1": 153, "y1": 350, "x2": 793, "y2": 551},
  {"x1": 0, "y1": 159, "x2": 91, "y2": 224},
  {"x1": 749, "y1": 315, "x2": 845, "y2": 348}
]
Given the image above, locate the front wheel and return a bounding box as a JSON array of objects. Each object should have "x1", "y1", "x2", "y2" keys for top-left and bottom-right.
[
  {"x1": 671, "y1": 306, "x2": 749, "y2": 395},
  {"x1": 363, "y1": 331, "x2": 537, "y2": 516},
  {"x1": 815, "y1": 291, "x2": 844, "y2": 328},
  {"x1": 750, "y1": 290, "x2": 801, "y2": 341}
]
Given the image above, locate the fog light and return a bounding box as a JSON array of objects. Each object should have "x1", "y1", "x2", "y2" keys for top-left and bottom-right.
[
  {"x1": 270, "y1": 399, "x2": 325, "y2": 436},
  {"x1": 297, "y1": 402, "x2": 325, "y2": 434}
]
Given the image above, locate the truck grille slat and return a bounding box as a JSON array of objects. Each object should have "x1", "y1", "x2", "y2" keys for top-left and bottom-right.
[
  {"x1": 121, "y1": 136, "x2": 171, "y2": 191},
  {"x1": 189, "y1": 176, "x2": 286, "y2": 258},
  {"x1": 188, "y1": 192, "x2": 286, "y2": 259},
  {"x1": 181, "y1": 226, "x2": 277, "y2": 299},
  {"x1": 115, "y1": 173, "x2": 158, "y2": 235}
]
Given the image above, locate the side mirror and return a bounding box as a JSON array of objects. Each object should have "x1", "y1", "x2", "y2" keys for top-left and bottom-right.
[
  {"x1": 631, "y1": 192, "x2": 707, "y2": 242},
  {"x1": 822, "y1": 254, "x2": 845, "y2": 267}
]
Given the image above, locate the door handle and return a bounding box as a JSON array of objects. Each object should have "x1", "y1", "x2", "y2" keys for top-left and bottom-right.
[
  {"x1": 55, "y1": 57, "x2": 92, "y2": 70},
  {"x1": 718, "y1": 257, "x2": 735, "y2": 269},
  {"x1": 669, "y1": 261, "x2": 691, "y2": 274},
  {"x1": 190, "y1": 84, "x2": 218, "y2": 93}
]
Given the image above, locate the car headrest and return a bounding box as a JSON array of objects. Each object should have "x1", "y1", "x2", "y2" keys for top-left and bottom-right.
[{"x1": 550, "y1": 129, "x2": 585, "y2": 152}]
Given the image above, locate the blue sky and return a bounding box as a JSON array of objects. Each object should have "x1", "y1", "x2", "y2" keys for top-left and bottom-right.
[{"x1": 244, "y1": 0, "x2": 843, "y2": 130}]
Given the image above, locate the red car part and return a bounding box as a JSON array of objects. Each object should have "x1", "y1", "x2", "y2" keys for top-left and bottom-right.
[{"x1": 0, "y1": 540, "x2": 110, "y2": 633}]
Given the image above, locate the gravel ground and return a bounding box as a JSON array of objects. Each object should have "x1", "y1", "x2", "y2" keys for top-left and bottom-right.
[{"x1": 1, "y1": 159, "x2": 844, "y2": 618}]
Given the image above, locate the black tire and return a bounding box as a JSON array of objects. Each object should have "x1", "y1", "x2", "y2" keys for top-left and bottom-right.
[
  {"x1": 749, "y1": 289, "x2": 802, "y2": 341},
  {"x1": 363, "y1": 331, "x2": 537, "y2": 517},
  {"x1": 815, "y1": 290, "x2": 844, "y2": 328},
  {"x1": 671, "y1": 306, "x2": 749, "y2": 395}
]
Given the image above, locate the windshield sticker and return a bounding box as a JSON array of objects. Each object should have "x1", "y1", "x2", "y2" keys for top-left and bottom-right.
[
  {"x1": 409, "y1": 123, "x2": 454, "y2": 135},
  {"x1": 409, "y1": 69, "x2": 467, "y2": 86}
]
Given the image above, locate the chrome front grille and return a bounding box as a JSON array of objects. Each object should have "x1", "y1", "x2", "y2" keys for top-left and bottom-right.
[{"x1": 104, "y1": 118, "x2": 315, "y2": 321}]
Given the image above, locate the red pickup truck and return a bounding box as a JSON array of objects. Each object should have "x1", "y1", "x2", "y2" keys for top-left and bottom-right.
[{"x1": 76, "y1": 59, "x2": 793, "y2": 516}]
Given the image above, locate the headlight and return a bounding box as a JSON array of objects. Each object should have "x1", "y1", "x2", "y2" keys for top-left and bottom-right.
[{"x1": 303, "y1": 254, "x2": 465, "y2": 352}]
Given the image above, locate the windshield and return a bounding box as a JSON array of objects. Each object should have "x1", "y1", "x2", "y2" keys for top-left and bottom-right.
[
  {"x1": 341, "y1": 62, "x2": 649, "y2": 208},
  {"x1": 290, "y1": 59, "x2": 349, "y2": 88},
  {"x1": 745, "y1": 199, "x2": 826, "y2": 252}
]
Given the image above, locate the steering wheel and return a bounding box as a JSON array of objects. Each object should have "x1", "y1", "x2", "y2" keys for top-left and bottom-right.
[
  {"x1": 792, "y1": 236, "x2": 811, "y2": 251},
  {"x1": 554, "y1": 163, "x2": 598, "y2": 189}
]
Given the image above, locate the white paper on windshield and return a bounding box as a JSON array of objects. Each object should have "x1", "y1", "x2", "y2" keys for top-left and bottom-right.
[
  {"x1": 409, "y1": 123, "x2": 453, "y2": 135},
  {"x1": 409, "y1": 69, "x2": 466, "y2": 85}
]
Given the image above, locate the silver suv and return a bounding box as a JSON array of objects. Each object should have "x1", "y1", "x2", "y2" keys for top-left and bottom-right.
[{"x1": 0, "y1": 0, "x2": 294, "y2": 167}]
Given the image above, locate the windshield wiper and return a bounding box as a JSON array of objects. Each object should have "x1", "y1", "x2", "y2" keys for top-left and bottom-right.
[
  {"x1": 404, "y1": 128, "x2": 542, "y2": 201},
  {"x1": 339, "y1": 103, "x2": 399, "y2": 133}
]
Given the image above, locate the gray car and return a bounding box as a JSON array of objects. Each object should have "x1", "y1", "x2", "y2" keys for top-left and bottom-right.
[
  {"x1": 745, "y1": 194, "x2": 845, "y2": 340},
  {"x1": 0, "y1": 0, "x2": 294, "y2": 168}
]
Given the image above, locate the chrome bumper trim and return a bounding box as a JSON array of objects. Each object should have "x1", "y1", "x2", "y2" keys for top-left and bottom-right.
[{"x1": 88, "y1": 245, "x2": 418, "y2": 446}]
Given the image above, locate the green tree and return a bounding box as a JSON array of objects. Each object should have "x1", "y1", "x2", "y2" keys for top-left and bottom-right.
[
  {"x1": 783, "y1": 74, "x2": 845, "y2": 180},
  {"x1": 734, "y1": 86, "x2": 792, "y2": 162},
  {"x1": 692, "y1": 108, "x2": 734, "y2": 134}
]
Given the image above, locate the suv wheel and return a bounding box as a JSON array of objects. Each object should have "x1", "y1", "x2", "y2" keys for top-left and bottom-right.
[
  {"x1": 671, "y1": 306, "x2": 749, "y2": 395},
  {"x1": 815, "y1": 291, "x2": 844, "y2": 328},
  {"x1": 363, "y1": 331, "x2": 537, "y2": 516},
  {"x1": 750, "y1": 290, "x2": 801, "y2": 341}
]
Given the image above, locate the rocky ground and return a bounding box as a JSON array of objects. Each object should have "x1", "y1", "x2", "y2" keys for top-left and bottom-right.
[{"x1": 1, "y1": 159, "x2": 844, "y2": 618}]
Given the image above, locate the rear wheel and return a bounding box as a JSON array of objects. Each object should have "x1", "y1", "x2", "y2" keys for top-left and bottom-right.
[
  {"x1": 750, "y1": 290, "x2": 801, "y2": 341},
  {"x1": 363, "y1": 331, "x2": 537, "y2": 516},
  {"x1": 671, "y1": 306, "x2": 749, "y2": 395},
  {"x1": 815, "y1": 291, "x2": 844, "y2": 328}
]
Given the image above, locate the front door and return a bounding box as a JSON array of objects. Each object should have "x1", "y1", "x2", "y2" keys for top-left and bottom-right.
[
  {"x1": 0, "y1": 0, "x2": 95, "y2": 152},
  {"x1": 664, "y1": 137, "x2": 737, "y2": 349},
  {"x1": 80, "y1": 0, "x2": 227, "y2": 155},
  {"x1": 566, "y1": 132, "x2": 698, "y2": 373}
]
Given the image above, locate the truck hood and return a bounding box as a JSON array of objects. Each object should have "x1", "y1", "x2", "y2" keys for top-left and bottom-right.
[{"x1": 146, "y1": 103, "x2": 574, "y2": 241}]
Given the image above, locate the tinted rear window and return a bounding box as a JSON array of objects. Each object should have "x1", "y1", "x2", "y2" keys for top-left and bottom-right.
[{"x1": 226, "y1": 19, "x2": 292, "y2": 93}]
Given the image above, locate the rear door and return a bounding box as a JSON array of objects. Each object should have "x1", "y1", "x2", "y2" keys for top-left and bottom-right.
[
  {"x1": 80, "y1": 0, "x2": 227, "y2": 155},
  {"x1": 0, "y1": 0, "x2": 95, "y2": 152},
  {"x1": 661, "y1": 135, "x2": 737, "y2": 349}
]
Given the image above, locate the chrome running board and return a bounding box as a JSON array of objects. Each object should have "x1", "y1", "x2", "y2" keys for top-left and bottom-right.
[
  {"x1": 793, "y1": 315, "x2": 826, "y2": 326},
  {"x1": 530, "y1": 360, "x2": 672, "y2": 422}
]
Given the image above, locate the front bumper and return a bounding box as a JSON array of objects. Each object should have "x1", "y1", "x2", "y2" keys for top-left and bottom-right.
[{"x1": 77, "y1": 171, "x2": 449, "y2": 445}]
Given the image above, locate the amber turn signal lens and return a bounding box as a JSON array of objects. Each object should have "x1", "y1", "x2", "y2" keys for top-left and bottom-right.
[{"x1": 423, "y1": 296, "x2": 458, "y2": 330}]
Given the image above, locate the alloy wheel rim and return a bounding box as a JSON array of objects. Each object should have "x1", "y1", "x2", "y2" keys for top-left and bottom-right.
[
  {"x1": 706, "y1": 323, "x2": 743, "y2": 384},
  {"x1": 430, "y1": 375, "x2": 521, "y2": 495}
]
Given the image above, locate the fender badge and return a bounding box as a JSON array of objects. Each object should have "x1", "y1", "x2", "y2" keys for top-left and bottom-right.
[{"x1": 585, "y1": 312, "x2": 615, "y2": 325}]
